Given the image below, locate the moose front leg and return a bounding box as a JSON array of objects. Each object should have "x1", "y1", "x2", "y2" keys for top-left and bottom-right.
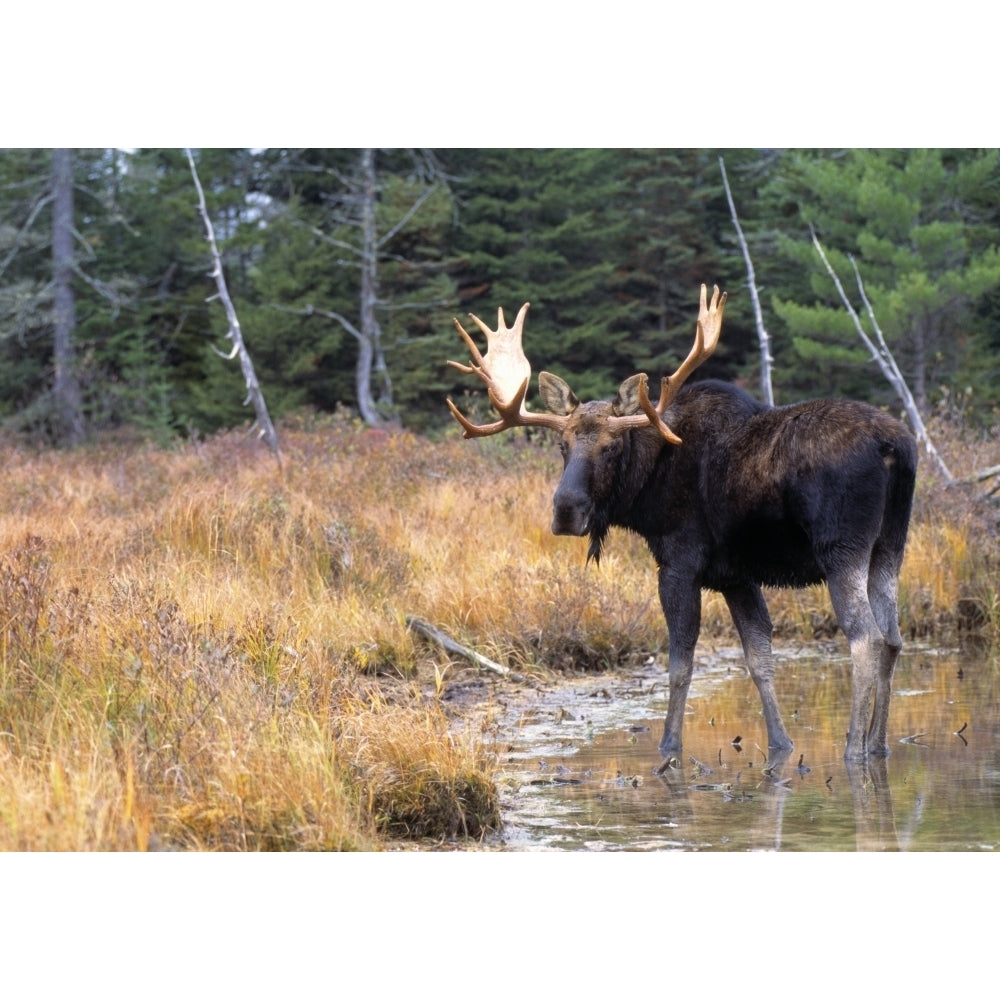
[{"x1": 657, "y1": 570, "x2": 701, "y2": 757}]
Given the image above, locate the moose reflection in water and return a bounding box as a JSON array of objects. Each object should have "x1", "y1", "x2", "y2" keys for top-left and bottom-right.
[
  {"x1": 652, "y1": 749, "x2": 900, "y2": 852},
  {"x1": 497, "y1": 648, "x2": 998, "y2": 851},
  {"x1": 447, "y1": 285, "x2": 918, "y2": 763}
]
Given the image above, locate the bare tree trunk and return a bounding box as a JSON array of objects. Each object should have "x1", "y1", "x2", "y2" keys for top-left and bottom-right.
[
  {"x1": 51, "y1": 148, "x2": 84, "y2": 445},
  {"x1": 719, "y1": 157, "x2": 774, "y2": 406},
  {"x1": 357, "y1": 149, "x2": 397, "y2": 427},
  {"x1": 268, "y1": 149, "x2": 447, "y2": 429},
  {"x1": 185, "y1": 149, "x2": 283, "y2": 469}
]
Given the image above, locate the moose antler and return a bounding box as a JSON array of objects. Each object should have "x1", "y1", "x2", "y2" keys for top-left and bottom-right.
[
  {"x1": 446, "y1": 285, "x2": 726, "y2": 445},
  {"x1": 446, "y1": 303, "x2": 568, "y2": 438},
  {"x1": 608, "y1": 284, "x2": 727, "y2": 445}
]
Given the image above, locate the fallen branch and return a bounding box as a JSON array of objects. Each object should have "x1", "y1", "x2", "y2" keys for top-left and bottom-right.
[
  {"x1": 973, "y1": 464, "x2": 1000, "y2": 482},
  {"x1": 975, "y1": 464, "x2": 1000, "y2": 499},
  {"x1": 405, "y1": 615, "x2": 522, "y2": 680},
  {"x1": 948, "y1": 463, "x2": 1000, "y2": 501}
]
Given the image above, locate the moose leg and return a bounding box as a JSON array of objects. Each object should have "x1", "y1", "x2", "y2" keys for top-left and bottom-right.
[
  {"x1": 724, "y1": 584, "x2": 793, "y2": 752},
  {"x1": 657, "y1": 570, "x2": 701, "y2": 756},
  {"x1": 826, "y1": 564, "x2": 887, "y2": 760},
  {"x1": 865, "y1": 547, "x2": 904, "y2": 755}
]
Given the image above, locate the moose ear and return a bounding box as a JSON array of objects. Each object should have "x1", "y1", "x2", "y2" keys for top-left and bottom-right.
[
  {"x1": 537, "y1": 371, "x2": 580, "y2": 416},
  {"x1": 612, "y1": 373, "x2": 646, "y2": 416}
]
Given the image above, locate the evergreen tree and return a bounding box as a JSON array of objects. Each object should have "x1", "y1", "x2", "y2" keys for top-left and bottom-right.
[
  {"x1": 765, "y1": 149, "x2": 1000, "y2": 411},
  {"x1": 610, "y1": 149, "x2": 744, "y2": 381},
  {"x1": 443, "y1": 149, "x2": 732, "y2": 408},
  {"x1": 3, "y1": 148, "x2": 1000, "y2": 441},
  {"x1": 0, "y1": 148, "x2": 56, "y2": 434},
  {"x1": 0, "y1": 148, "x2": 133, "y2": 441},
  {"x1": 238, "y1": 148, "x2": 458, "y2": 430}
]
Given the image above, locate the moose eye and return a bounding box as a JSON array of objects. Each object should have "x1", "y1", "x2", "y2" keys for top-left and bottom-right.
[{"x1": 600, "y1": 437, "x2": 622, "y2": 458}]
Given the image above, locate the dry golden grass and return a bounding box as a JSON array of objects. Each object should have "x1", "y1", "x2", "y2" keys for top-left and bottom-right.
[{"x1": 0, "y1": 409, "x2": 996, "y2": 850}]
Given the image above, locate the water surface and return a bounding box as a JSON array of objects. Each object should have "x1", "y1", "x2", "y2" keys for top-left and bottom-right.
[{"x1": 492, "y1": 643, "x2": 1000, "y2": 851}]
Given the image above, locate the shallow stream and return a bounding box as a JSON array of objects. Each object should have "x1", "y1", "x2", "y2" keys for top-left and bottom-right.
[{"x1": 488, "y1": 641, "x2": 1000, "y2": 851}]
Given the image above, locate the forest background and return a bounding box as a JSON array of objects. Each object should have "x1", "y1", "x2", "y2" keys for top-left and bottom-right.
[{"x1": 4, "y1": 147, "x2": 1000, "y2": 445}]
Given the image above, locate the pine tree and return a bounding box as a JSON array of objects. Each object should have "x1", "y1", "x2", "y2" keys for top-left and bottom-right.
[
  {"x1": 0, "y1": 148, "x2": 55, "y2": 432},
  {"x1": 442, "y1": 149, "x2": 732, "y2": 408},
  {"x1": 767, "y1": 149, "x2": 1000, "y2": 411},
  {"x1": 237, "y1": 148, "x2": 458, "y2": 430}
]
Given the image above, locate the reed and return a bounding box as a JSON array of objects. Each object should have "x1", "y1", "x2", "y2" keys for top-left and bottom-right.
[{"x1": 0, "y1": 410, "x2": 995, "y2": 849}]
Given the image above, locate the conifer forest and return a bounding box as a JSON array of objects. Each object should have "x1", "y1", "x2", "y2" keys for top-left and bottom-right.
[{"x1": 4, "y1": 148, "x2": 1000, "y2": 445}]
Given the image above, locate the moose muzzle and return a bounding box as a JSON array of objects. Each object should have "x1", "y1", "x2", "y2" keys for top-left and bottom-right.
[{"x1": 551, "y1": 482, "x2": 592, "y2": 536}]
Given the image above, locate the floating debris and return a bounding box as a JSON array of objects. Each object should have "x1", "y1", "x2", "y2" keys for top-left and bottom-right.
[{"x1": 689, "y1": 755, "x2": 714, "y2": 775}]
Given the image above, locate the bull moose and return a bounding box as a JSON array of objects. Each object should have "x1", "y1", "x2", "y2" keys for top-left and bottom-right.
[{"x1": 447, "y1": 285, "x2": 918, "y2": 762}]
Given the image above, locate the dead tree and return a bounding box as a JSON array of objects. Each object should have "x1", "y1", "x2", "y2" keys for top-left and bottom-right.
[
  {"x1": 51, "y1": 148, "x2": 84, "y2": 445},
  {"x1": 811, "y1": 229, "x2": 952, "y2": 482},
  {"x1": 719, "y1": 156, "x2": 774, "y2": 406},
  {"x1": 185, "y1": 149, "x2": 283, "y2": 468},
  {"x1": 273, "y1": 148, "x2": 450, "y2": 429}
]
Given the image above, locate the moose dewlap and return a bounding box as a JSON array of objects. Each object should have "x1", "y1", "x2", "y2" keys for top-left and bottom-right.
[{"x1": 447, "y1": 285, "x2": 917, "y2": 762}]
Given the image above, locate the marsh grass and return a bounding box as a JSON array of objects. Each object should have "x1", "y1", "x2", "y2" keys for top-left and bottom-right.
[{"x1": 0, "y1": 409, "x2": 996, "y2": 850}]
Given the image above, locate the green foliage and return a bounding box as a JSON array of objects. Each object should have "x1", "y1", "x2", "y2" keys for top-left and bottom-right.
[
  {"x1": 1, "y1": 147, "x2": 999, "y2": 440},
  {"x1": 441, "y1": 148, "x2": 732, "y2": 406},
  {"x1": 0, "y1": 149, "x2": 60, "y2": 428},
  {"x1": 764, "y1": 149, "x2": 1000, "y2": 407}
]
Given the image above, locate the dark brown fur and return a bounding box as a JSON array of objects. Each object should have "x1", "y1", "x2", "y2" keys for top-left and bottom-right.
[{"x1": 539, "y1": 377, "x2": 918, "y2": 761}]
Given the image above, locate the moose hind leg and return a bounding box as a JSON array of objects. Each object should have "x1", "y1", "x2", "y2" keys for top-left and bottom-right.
[
  {"x1": 724, "y1": 585, "x2": 793, "y2": 752},
  {"x1": 866, "y1": 547, "x2": 904, "y2": 755},
  {"x1": 827, "y1": 564, "x2": 888, "y2": 760}
]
